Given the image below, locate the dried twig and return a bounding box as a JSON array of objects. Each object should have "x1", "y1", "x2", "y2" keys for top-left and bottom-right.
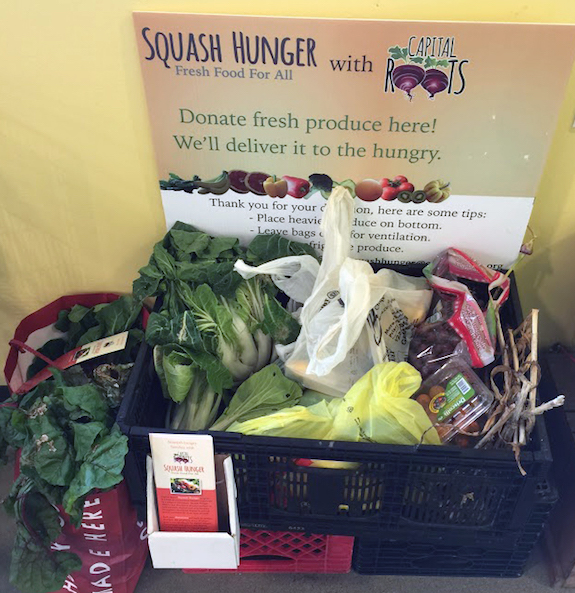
[{"x1": 476, "y1": 308, "x2": 563, "y2": 473}]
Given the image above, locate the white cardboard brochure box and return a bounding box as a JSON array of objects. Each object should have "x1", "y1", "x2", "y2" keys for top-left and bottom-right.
[{"x1": 146, "y1": 454, "x2": 240, "y2": 569}]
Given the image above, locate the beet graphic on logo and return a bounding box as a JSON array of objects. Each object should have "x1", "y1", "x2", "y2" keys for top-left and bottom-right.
[
  {"x1": 422, "y1": 68, "x2": 449, "y2": 99},
  {"x1": 387, "y1": 47, "x2": 453, "y2": 101},
  {"x1": 387, "y1": 46, "x2": 425, "y2": 100},
  {"x1": 392, "y1": 65, "x2": 425, "y2": 101}
]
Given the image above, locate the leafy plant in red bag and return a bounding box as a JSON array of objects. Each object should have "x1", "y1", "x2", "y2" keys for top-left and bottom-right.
[
  {"x1": 0, "y1": 370, "x2": 129, "y2": 593},
  {"x1": 26, "y1": 295, "x2": 144, "y2": 382}
]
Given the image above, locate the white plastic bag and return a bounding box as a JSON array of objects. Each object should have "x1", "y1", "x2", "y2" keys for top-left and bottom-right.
[
  {"x1": 284, "y1": 186, "x2": 432, "y2": 397},
  {"x1": 234, "y1": 255, "x2": 320, "y2": 304}
]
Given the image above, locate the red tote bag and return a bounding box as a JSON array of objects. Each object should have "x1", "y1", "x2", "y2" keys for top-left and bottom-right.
[{"x1": 4, "y1": 294, "x2": 149, "y2": 593}]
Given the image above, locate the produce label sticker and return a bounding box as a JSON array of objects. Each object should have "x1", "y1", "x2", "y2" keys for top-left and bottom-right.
[{"x1": 133, "y1": 13, "x2": 575, "y2": 267}]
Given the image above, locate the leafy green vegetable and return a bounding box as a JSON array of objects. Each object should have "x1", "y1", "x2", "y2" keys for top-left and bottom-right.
[
  {"x1": 10, "y1": 529, "x2": 81, "y2": 593},
  {"x1": 62, "y1": 383, "x2": 109, "y2": 422},
  {"x1": 211, "y1": 364, "x2": 302, "y2": 431},
  {"x1": 135, "y1": 222, "x2": 316, "y2": 430},
  {"x1": 26, "y1": 295, "x2": 143, "y2": 380},
  {"x1": 72, "y1": 422, "x2": 106, "y2": 461},
  {"x1": 160, "y1": 348, "x2": 197, "y2": 403},
  {"x1": 246, "y1": 234, "x2": 318, "y2": 264},
  {"x1": 63, "y1": 426, "x2": 128, "y2": 523},
  {"x1": 260, "y1": 296, "x2": 301, "y2": 345},
  {"x1": 1, "y1": 368, "x2": 131, "y2": 593}
]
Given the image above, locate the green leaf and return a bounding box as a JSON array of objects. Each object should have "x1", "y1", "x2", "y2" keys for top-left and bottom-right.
[
  {"x1": 28, "y1": 435, "x2": 76, "y2": 487},
  {"x1": 75, "y1": 324, "x2": 104, "y2": 347},
  {"x1": 401, "y1": 47, "x2": 409, "y2": 60},
  {"x1": 66, "y1": 321, "x2": 85, "y2": 347},
  {"x1": 437, "y1": 59, "x2": 449, "y2": 67},
  {"x1": 146, "y1": 310, "x2": 205, "y2": 351},
  {"x1": 54, "y1": 309, "x2": 71, "y2": 332},
  {"x1": 177, "y1": 261, "x2": 243, "y2": 298},
  {"x1": 62, "y1": 383, "x2": 109, "y2": 423},
  {"x1": 424, "y1": 56, "x2": 436, "y2": 69},
  {"x1": 145, "y1": 312, "x2": 172, "y2": 346},
  {"x1": 138, "y1": 263, "x2": 164, "y2": 280},
  {"x1": 161, "y1": 348, "x2": 197, "y2": 403},
  {"x1": 170, "y1": 221, "x2": 199, "y2": 233},
  {"x1": 189, "y1": 284, "x2": 237, "y2": 346},
  {"x1": 169, "y1": 229, "x2": 211, "y2": 258},
  {"x1": 11, "y1": 408, "x2": 29, "y2": 434},
  {"x1": 211, "y1": 364, "x2": 302, "y2": 431},
  {"x1": 153, "y1": 346, "x2": 170, "y2": 399},
  {"x1": 94, "y1": 295, "x2": 141, "y2": 337},
  {"x1": 0, "y1": 403, "x2": 27, "y2": 449},
  {"x1": 152, "y1": 243, "x2": 177, "y2": 278},
  {"x1": 23, "y1": 492, "x2": 62, "y2": 544},
  {"x1": 203, "y1": 236, "x2": 241, "y2": 259},
  {"x1": 183, "y1": 349, "x2": 233, "y2": 394},
  {"x1": 260, "y1": 296, "x2": 300, "y2": 345},
  {"x1": 72, "y1": 422, "x2": 107, "y2": 461},
  {"x1": 411, "y1": 56, "x2": 424, "y2": 64},
  {"x1": 133, "y1": 270, "x2": 161, "y2": 302},
  {"x1": 169, "y1": 172, "x2": 183, "y2": 180},
  {"x1": 10, "y1": 527, "x2": 81, "y2": 593},
  {"x1": 62, "y1": 426, "x2": 128, "y2": 521},
  {"x1": 67, "y1": 305, "x2": 91, "y2": 324},
  {"x1": 247, "y1": 234, "x2": 318, "y2": 265}
]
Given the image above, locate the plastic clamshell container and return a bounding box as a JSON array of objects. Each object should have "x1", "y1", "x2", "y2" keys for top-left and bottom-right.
[
  {"x1": 146, "y1": 454, "x2": 240, "y2": 569},
  {"x1": 413, "y1": 358, "x2": 494, "y2": 443}
]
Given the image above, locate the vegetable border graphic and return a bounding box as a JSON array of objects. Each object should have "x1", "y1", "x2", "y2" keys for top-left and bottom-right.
[{"x1": 160, "y1": 172, "x2": 452, "y2": 203}]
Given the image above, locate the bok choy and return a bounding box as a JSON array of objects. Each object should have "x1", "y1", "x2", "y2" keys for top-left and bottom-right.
[{"x1": 136, "y1": 222, "x2": 318, "y2": 430}]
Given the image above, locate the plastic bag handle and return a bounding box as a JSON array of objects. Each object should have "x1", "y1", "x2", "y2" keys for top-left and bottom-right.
[{"x1": 8, "y1": 339, "x2": 65, "y2": 370}]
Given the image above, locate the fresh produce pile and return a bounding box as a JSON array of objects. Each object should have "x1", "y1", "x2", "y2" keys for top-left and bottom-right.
[{"x1": 128, "y1": 189, "x2": 560, "y2": 454}]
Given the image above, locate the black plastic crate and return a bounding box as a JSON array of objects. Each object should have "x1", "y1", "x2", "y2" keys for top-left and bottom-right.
[
  {"x1": 352, "y1": 479, "x2": 558, "y2": 577},
  {"x1": 117, "y1": 270, "x2": 552, "y2": 536}
]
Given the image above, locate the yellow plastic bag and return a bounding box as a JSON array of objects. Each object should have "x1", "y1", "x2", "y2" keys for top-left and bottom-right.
[
  {"x1": 327, "y1": 361, "x2": 441, "y2": 446},
  {"x1": 229, "y1": 362, "x2": 440, "y2": 447}
]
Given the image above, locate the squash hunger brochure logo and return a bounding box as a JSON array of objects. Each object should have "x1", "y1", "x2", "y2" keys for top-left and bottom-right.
[{"x1": 384, "y1": 36, "x2": 469, "y2": 100}]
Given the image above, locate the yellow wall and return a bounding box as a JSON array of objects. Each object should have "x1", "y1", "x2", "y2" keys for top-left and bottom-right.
[{"x1": 1, "y1": 0, "x2": 575, "y2": 374}]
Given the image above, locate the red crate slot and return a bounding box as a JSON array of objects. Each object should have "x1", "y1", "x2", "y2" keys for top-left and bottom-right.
[{"x1": 183, "y1": 530, "x2": 354, "y2": 574}]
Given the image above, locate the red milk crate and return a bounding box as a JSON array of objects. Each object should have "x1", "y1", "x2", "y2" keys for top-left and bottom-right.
[{"x1": 183, "y1": 530, "x2": 354, "y2": 574}]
